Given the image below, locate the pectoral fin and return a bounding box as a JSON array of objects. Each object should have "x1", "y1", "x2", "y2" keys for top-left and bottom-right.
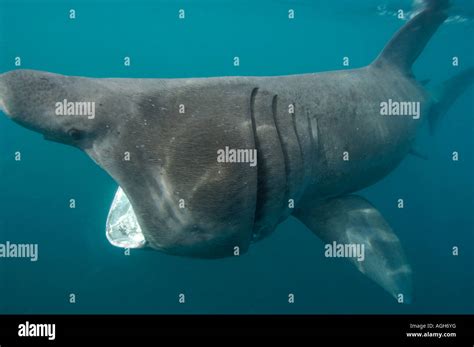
[{"x1": 294, "y1": 195, "x2": 413, "y2": 303}]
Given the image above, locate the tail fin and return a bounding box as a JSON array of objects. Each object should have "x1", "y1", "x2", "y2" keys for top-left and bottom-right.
[
  {"x1": 429, "y1": 67, "x2": 474, "y2": 133},
  {"x1": 372, "y1": 0, "x2": 450, "y2": 74}
]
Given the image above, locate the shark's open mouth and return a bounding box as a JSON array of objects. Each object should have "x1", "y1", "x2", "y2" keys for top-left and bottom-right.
[{"x1": 105, "y1": 187, "x2": 146, "y2": 249}]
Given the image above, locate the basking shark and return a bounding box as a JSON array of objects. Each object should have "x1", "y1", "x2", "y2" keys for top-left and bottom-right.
[{"x1": 0, "y1": 0, "x2": 472, "y2": 302}]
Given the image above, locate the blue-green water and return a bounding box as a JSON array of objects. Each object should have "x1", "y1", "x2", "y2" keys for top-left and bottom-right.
[{"x1": 0, "y1": 0, "x2": 473, "y2": 314}]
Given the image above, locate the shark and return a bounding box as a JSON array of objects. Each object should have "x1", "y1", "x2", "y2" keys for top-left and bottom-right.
[{"x1": 0, "y1": 0, "x2": 472, "y2": 301}]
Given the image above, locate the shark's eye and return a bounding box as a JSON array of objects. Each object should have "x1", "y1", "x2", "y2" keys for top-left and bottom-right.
[{"x1": 67, "y1": 128, "x2": 83, "y2": 141}]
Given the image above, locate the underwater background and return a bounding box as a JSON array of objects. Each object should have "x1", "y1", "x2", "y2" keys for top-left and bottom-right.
[{"x1": 0, "y1": 0, "x2": 473, "y2": 314}]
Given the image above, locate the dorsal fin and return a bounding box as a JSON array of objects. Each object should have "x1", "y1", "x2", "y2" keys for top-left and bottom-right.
[{"x1": 372, "y1": 0, "x2": 450, "y2": 74}]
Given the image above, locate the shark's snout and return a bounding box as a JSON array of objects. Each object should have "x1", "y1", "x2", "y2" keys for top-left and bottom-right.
[{"x1": 0, "y1": 70, "x2": 85, "y2": 142}]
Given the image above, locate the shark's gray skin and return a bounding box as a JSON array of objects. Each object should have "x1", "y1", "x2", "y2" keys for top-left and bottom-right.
[{"x1": 0, "y1": 0, "x2": 472, "y2": 302}]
